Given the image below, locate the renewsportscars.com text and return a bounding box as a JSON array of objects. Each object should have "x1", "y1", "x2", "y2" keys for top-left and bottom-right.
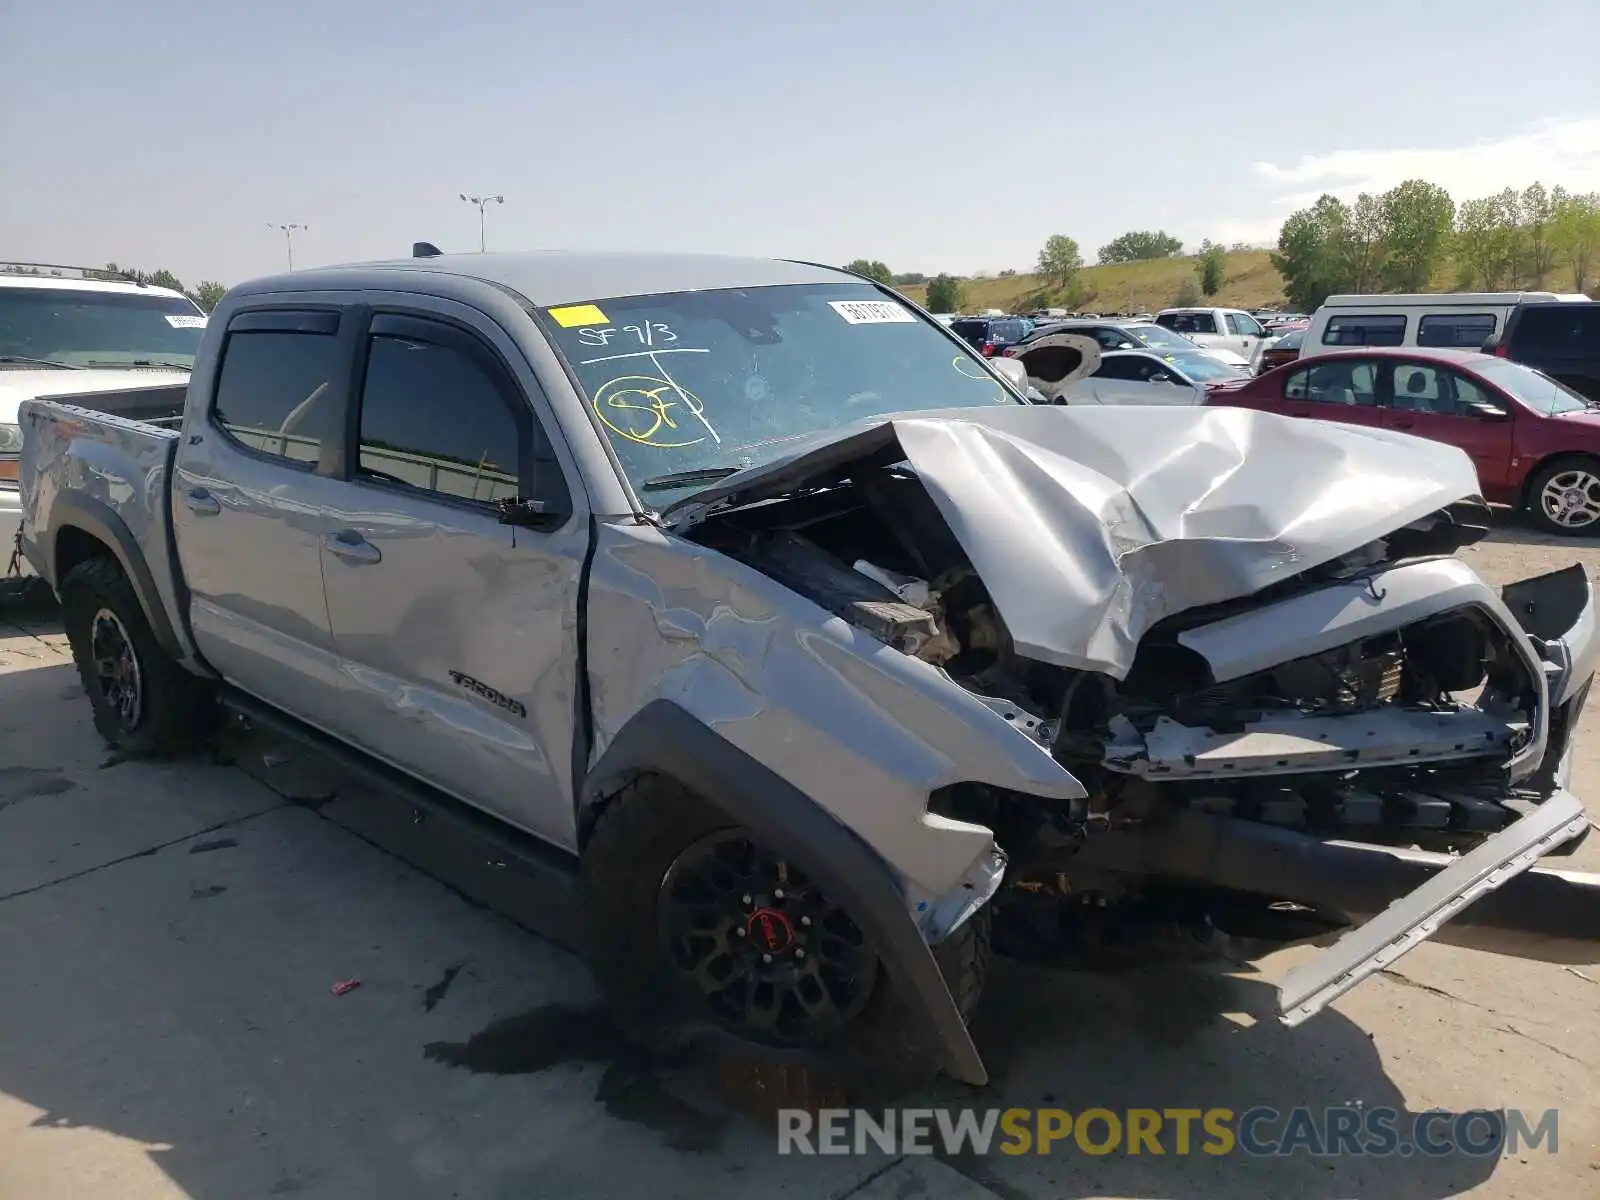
[{"x1": 777, "y1": 1106, "x2": 1559, "y2": 1158}]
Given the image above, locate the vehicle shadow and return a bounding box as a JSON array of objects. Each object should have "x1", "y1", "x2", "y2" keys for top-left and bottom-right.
[
  {"x1": 0, "y1": 625, "x2": 1503, "y2": 1199},
  {"x1": 937, "y1": 960, "x2": 1500, "y2": 1198}
]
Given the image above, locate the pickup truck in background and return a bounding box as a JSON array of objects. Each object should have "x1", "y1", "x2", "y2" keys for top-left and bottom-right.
[
  {"x1": 18, "y1": 249, "x2": 1600, "y2": 1088},
  {"x1": 1, "y1": 265, "x2": 199, "y2": 586},
  {"x1": 1155, "y1": 306, "x2": 1270, "y2": 369}
]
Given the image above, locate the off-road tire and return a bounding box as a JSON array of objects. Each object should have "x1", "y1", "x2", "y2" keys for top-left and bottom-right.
[
  {"x1": 580, "y1": 773, "x2": 990, "y2": 1083},
  {"x1": 59, "y1": 556, "x2": 211, "y2": 755},
  {"x1": 1526, "y1": 455, "x2": 1600, "y2": 537}
]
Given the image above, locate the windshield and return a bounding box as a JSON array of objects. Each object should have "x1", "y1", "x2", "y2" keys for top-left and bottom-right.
[
  {"x1": 1122, "y1": 324, "x2": 1199, "y2": 352},
  {"x1": 1472, "y1": 356, "x2": 1592, "y2": 415},
  {"x1": 0, "y1": 287, "x2": 205, "y2": 369},
  {"x1": 1164, "y1": 352, "x2": 1243, "y2": 382},
  {"x1": 1276, "y1": 329, "x2": 1306, "y2": 349},
  {"x1": 539, "y1": 283, "x2": 1021, "y2": 505}
]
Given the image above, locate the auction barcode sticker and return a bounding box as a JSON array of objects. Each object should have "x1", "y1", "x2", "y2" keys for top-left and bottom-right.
[
  {"x1": 829, "y1": 300, "x2": 916, "y2": 325},
  {"x1": 165, "y1": 314, "x2": 207, "y2": 329}
]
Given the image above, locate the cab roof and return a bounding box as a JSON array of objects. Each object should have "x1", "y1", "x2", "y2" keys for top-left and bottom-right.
[{"x1": 249, "y1": 250, "x2": 858, "y2": 307}]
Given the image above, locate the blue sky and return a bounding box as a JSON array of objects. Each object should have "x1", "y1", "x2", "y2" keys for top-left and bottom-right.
[{"x1": 3, "y1": 0, "x2": 1597, "y2": 287}]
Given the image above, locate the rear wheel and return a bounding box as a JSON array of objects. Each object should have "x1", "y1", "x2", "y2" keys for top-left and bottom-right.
[
  {"x1": 59, "y1": 556, "x2": 211, "y2": 754},
  {"x1": 1528, "y1": 456, "x2": 1600, "y2": 536}
]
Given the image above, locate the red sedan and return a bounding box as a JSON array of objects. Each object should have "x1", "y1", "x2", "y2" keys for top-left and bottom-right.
[{"x1": 1206, "y1": 347, "x2": 1600, "y2": 535}]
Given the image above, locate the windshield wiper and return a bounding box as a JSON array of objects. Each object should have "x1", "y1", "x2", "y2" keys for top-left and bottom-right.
[
  {"x1": 82, "y1": 359, "x2": 192, "y2": 371},
  {"x1": 0, "y1": 355, "x2": 80, "y2": 369},
  {"x1": 639, "y1": 465, "x2": 745, "y2": 492}
]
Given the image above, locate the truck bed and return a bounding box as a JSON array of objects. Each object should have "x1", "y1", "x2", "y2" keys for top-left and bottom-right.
[
  {"x1": 17, "y1": 397, "x2": 191, "y2": 658},
  {"x1": 34, "y1": 382, "x2": 187, "y2": 426}
]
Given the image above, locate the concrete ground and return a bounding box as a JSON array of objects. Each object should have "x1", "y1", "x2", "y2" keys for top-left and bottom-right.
[{"x1": 1, "y1": 519, "x2": 1598, "y2": 1199}]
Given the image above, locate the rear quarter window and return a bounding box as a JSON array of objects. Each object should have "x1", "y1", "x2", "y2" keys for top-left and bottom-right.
[
  {"x1": 1417, "y1": 313, "x2": 1497, "y2": 347},
  {"x1": 1321, "y1": 314, "x2": 1406, "y2": 347}
]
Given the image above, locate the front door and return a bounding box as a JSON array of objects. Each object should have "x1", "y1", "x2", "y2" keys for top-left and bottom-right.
[
  {"x1": 171, "y1": 306, "x2": 353, "y2": 731},
  {"x1": 317, "y1": 306, "x2": 587, "y2": 849},
  {"x1": 1380, "y1": 361, "x2": 1515, "y2": 493}
]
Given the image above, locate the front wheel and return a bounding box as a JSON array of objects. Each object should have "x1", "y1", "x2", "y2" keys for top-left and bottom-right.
[
  {"x1": 1527, "y1": 457, "x2": 1600, "y2": 536},
  {"x1": 580, "y1": 775, "x2": 988, "y2": 1076},
  {"x1": 59, "y1": 556, "x2": 211, "y2": 754}
]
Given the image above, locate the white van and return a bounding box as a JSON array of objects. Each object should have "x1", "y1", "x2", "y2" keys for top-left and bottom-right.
[{"x1": 1300, "y1": 291, "x2": 1591, "y2": 357}]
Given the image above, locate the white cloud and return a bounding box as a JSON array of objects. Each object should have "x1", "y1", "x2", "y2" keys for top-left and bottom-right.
[{"x1": 1258, "y1": 116, "x2": 1600, "y2": 212}]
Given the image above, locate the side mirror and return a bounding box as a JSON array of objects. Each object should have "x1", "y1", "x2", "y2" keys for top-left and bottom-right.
[
  {"x1": 1149, "y1": 373, "x2": 1174, "y2": 384},
  {"x1": 989, "y1": 356, "x2": 1031, "y2": 393}
]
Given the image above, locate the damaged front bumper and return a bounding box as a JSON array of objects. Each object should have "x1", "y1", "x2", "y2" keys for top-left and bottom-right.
[{"x1": 1095, "y1": 562, "x2": 1600, "y2": 1025}]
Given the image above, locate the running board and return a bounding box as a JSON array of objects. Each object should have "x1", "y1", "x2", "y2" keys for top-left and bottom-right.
[{"x1": 1276, "y1": 788, "x2": 1590, "y2": 1025}]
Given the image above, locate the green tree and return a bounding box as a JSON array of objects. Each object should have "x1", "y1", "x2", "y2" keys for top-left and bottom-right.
[
  {"x1": 144, "y1": 269, "x2": 186, "y2": 293},
  {"x1": 187, "y1": 280, "x2": 227, "y2": 312},
  {"x1": 1097, "y1": 230, "x2": 1184, "y2": 264},
  {"x1": 924, "y1": 274, "x2": 964, "y2": 312},
  {"x1": 1035, "y1": 235, "x2": 1084, "y2": 290},
  {"x1": 1197, "y1": 239, "x2": 1226, "y2": 297},
  {"x1": 1521, "y1": 183, "x2": 1556, "y2": 286},
  {"x1": 1343, "y1": 193, "x2": 1388, "y2": 292},
  {"x1": 891, "y1": 271, "x2": 927, "y2": 286},
  {"x1": 1270, "y1": 195, "x2": 1356, "y2": 311},
  {"x1": 1550, "y1": 189, "x2": 1600, "y2": 293},
  {"x1": 1377, "y1": 179, "x2": 1454, "y2": 291},
  {"x1": 843, "y1": 259, "x2": 893, "y2": 284},
  {"x1": 1455, "y1": 195, "x2": 1520, "y2": 289}
]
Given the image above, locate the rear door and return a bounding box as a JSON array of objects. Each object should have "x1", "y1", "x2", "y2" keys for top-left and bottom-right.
[
  {"x1": 1269, "y1": 357, "x2": 1387, "y2": 428},
  {"x1": 317, "y1": 302, "x2": 588, "y2": 847},
  {"x1": 1381, "y1": 360, "x2": 1515, "y2": 492},
  {"x1": 171, "y1": 305, "x2": 354, "y2": 730}
]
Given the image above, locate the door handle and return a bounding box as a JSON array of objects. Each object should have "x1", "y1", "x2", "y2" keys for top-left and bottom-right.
[
  {"x1": 182, "y1": 487, "x2": 221, "y2": 515},
  {"x1": 1391, "y1": 419, "x2": 1414, "y2": 429},
  {"x1": 323, "y1": 530, "x2": 382, "y2": 564}
]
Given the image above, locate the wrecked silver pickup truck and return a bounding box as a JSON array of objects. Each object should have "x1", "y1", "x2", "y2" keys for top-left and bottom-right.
[{"x1": 16, "y1": 250, "x2": 1600, "y2": 1087}]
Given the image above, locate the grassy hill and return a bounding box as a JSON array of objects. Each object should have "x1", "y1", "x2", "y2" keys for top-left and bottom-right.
[{"x1": 898, "y1": 249, "x2": 1287, "y2": 313}]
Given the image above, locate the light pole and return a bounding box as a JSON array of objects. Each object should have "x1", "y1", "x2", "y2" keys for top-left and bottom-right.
[
  {"x1": 459, "y1": 193, "x2": 504, "y2": 252},
  {"x1": 268, "y1": 223, "x2": 307, "y2": 270}
]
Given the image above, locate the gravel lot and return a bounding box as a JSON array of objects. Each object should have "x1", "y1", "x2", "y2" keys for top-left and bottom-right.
[{"x1": 1, "y1": 518, "x2": 1597, "y2": 1199}]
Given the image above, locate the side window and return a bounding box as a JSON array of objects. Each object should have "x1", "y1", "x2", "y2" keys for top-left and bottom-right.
[
  {"x1": 1092, "y1": 327, "x2": 1135, "y2": 349},
  {"x1": 1322, "y1": 314, "x2": 1406, "y2": 347},
  {"x1": 1391, "y1": 363, "x2": 1445, "y2": 411},
  {"x1": 212, "y1": 310, "x2": 341, "y2": 466},
  {"x1": 1448, "y1": 373, "x2": 1504, "y2": 415},
  {"x1": 1224, "y1": 314, "x2": 1244, "y2": 334},
  {"x1": 1417, "y1": 313, "x2": 1497, "y2": 347},
  {"x1": 1235, "y1": 313, "x2": 1265, "y2": 336},
  {"x1": 354, "y1": 316, "x2": 560, "y2": 511},
  {"x1": 1394, "y1": 365, "x2": 1504, "y2": 417},
  {"x1": 1514, "y1": 306, "x2": 1599, "y2": 350},
  {"x1": 1093, "y1": 356, "x2": 1151, "y2": 381},
  {"x1": 1283, "y1": 360, "x2": 1378, "y2": 406}
]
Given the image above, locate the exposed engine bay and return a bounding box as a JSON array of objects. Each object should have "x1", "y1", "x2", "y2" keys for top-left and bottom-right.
[{"x1": 686, "y1": 455, "x2": 1572, "y2": 965}]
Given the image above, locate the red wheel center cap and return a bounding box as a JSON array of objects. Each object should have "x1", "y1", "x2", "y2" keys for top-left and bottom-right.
[{"x1": 746, "y1": 907, "x2": 794, "y2": 953}]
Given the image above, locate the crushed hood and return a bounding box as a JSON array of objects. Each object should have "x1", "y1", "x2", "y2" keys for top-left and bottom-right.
[{"x1": 665, "y1": 404, "x2": 1484, "y2": 678}]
